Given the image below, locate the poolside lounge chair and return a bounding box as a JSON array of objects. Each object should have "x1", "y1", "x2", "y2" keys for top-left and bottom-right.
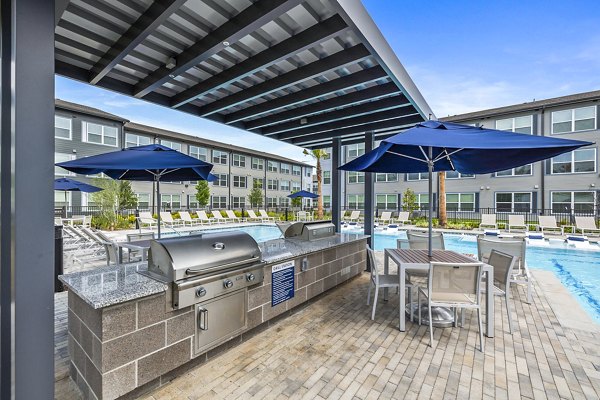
[
  {"x1": 211, "y1": 210, "x2": 229, "y2": 223},
  {"x1": 246, "y1": 210, "x2": 264, "y2": 222},
  {"x1": 507, "y1": 215, "x2": 528, "y2": 232},
  {"x1": 344, "y1": 210, "x2": 361, "y2": 223},
  {"x1": 538, "y1": 216, "x2": 563, "y2": 235},
  {"x1": 225, "y1": 210, "x2": 242, "y2": 223},
  {"x1": 479, "y1": 214, "x2": 498, "y2": 230},
  {"x1": 259, "y1": 209, "x2": 276, "y2": 222},
  {"x1": 377, "y1": 211, "x2": 392, "y2": 225},
  {"x1": 137, "y1": 211, "x2": 158, "y2": 231},
  {"x1": 179, "y1": 211, "x2": 201, "y2": 226},
  {"x1": 296, "y1": 211, "x2": 313, "y2": 222},
  {"x1": 196, "y1": 210, "x2": 214, "y2": 225},
  {"x1": 575, "y1": 216, "x2": 600, "y2": 236},
  {"x1": 396, "y1": 211, "x2": 410, "y2": 225},
  {"x1": 160, "y1": 212, "x2": 184, "y2": 228},
  {"x1": 366, "y1": 245, "x2": 399, "y2": 320}
]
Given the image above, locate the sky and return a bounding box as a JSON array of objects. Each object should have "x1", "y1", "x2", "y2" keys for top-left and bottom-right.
[{"x1": 56, "y1": 0, "x2": 600, "y2": 162}]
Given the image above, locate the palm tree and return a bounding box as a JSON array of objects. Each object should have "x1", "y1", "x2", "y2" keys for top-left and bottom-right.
[
  {"x1": 303, "y1": 148, "x2": 328, "y2": 219},
  {"x1": 438, "y1": 172, "x2": 447, "y2": 227}
]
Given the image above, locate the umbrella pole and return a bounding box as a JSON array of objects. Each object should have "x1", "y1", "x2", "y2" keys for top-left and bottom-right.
[
  {"x1": 428, "y1": 146, "x2": 433, "y2": 258},
  {"x1": 156, "y1": 175, "x2": 161, "y2": 238}
]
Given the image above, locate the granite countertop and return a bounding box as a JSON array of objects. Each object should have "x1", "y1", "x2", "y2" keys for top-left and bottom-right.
[
  {"x1": 259, "y1": 232, "x2": 368, "y2": 263},
  {"x1": 59, "y1": 263, "x2": 168, "y2": 309}
]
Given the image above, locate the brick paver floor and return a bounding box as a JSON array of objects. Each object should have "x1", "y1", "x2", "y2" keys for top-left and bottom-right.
[{"x1": 56, "y1": 252, "x2": 600, "y2": 399}]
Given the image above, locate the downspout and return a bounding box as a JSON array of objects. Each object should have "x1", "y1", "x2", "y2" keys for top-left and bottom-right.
[{"x1": 540, "y1": 107, "x2": 545, "y2": 213}]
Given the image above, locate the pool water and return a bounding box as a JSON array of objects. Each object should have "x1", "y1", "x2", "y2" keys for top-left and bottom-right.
[{"x1": 203, "y1": 224, "x2": 600, "y2": 324}]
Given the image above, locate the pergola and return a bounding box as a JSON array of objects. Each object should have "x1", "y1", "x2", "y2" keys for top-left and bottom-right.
[{"x1": 0, "y1": 0, "x2": 433, "y2": 397}]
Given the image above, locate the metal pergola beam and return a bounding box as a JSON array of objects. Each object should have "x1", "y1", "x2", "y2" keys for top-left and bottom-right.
[
  {"x1": 224, "y1": 65, "x2": 388, "y2": 124},
  {"x1": 194, "y1": 44, "x2": 370, "y2": 116},
  {"x1": 245, "y1": 82, "x2": 400, "y2": 130},
  {"x1": 88, "y1": 0, "x2": 187, "y2": 85},
  {"x1": 133, "y1": 0, "x2": 305, "y2": 98},
  {"x1": 170, "y1": 14, "x2": 349, "y2": 108}
]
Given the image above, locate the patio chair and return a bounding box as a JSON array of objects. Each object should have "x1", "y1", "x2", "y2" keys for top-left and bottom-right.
[
  {"x1": 160, "y1": 212, "x2": 184, "y2": 228},
  {"x1": 246, "y1": 210, "x2": 263, "y2": 222},
  {"x1": 137, "y1": 211, "x2": 158, "y2": 231},
  {"x1": 211, "y1": 210, "x2": 229, "y2": 223},
  {"x1": 82, "y1": 215, "x2": 92, "y2": 228},
  {"x1": 479, "y1": 214, "x2": 498, "y2": 230},
  {"x1": 538, "y1": 216, "x2": 563, "y2": 235},
  {"x1": 406, "y1": 230, "x2": 445, "y2": 250},
  {"x1": 258, "y1": 209, "x2": 276, "y2": 222},
  {"x1": 418, "y1": 261, "x2": 485, "y2": 351},
  {"x1": 345, "y1": 210, "x2": 361, "y2": 223},
  {"x1": 196, "y1": 210, "x2": 214, "y2": 225},
  {"x1": 225, "y1": 210, "x2": 242, "y2": 223},
  {"x1": 396, "y1": 211, "x2": 410, "y2": 225},
  {"x1": 477, "y1": 236, "x2": 532, "y2": 304},
  {"x1": 377, "y1": 211, "x2": 392, "y2": 225},
  {"x1": 487, "y1": 250, "x2": 518, "y2": 333},
  {"x1": 296, "y1": 211, "x2": 313, "y2": 222},
  {"x1": 179, "y1": 211, "x2": 201, "y2": 226},
  {"x1": 507, "y1": 215, "x2": 528, "y2": 232},
  {"x1": 575, "y1": 216, "x2": 600, "y2": 236},
  {"x1": 94, "y1": 230, "x2": 120, "y2": 266},
  {"x1": 366, "y1": 245, "x2": 399, "y2": 320}
]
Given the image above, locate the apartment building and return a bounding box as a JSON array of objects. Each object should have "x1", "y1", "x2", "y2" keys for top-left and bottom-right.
[
  {"x1": 319, "y1": 89, "x2": 600, "y2": 214},
  {"x1": 54, "y1": 99, "x2": 313, "y2": 211}
]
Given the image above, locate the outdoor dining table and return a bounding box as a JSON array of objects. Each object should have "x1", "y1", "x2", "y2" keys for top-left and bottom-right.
[
  {"x1": 384, "y1": 248, "x2": 495, "y2": 338},
  {"x1": 118, "y1": 239, "x2": 152, "y2": 264}
]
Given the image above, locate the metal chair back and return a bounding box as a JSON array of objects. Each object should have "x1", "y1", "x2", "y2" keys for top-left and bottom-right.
[
  {"x1": 488, "y1": 250, "x2": 516, "y2": 290},
  {"x1": 429, "y1": 262, "x2": 483, "y2": 299},
  {"x1": 477, "y1": 236, "x2": 525, "y2": 271},
  {"x1": 407, "y1": 231, "x2": 445, "y2": 250}
]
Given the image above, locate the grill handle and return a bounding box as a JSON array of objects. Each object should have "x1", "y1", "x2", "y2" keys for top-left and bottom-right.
[
  {"x1": 185, "y1": 256, "x2": 260, "y2": 276},
  {"x1": 198, "y1": 307, "x2": 208, "y2": 331}
]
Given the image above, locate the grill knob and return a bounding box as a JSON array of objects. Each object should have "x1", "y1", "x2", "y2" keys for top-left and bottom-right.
[
  {"x1": 196, "y1": 287, "x2": 207, "y2": 297},
  {"x1": 246, "y1": 273, "x2": 255, "y2": 282},
  {"x1": 223, "y1": 279, "x2": 233, "y2": 289}
]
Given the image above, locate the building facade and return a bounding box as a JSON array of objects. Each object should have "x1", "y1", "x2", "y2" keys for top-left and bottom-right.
[
  {"x1": 54, "y1": 99, "x2": 313, "y2": 211},
  {"x1": 318, "y1": 89, "x2": 600, "y2": 215}
]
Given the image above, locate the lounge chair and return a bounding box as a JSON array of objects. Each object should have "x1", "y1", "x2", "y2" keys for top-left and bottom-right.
[
  {"x1": 246, "y1": 210, "x2": 263, "y2": 222},
  {"x1": 507, "y1": 215, "x2": 528, "y2": 232},
  {"x1": 160, "y1": 212, "x2": 184, "y2": 228},
  {"x1": 538, "y1": 216, "x2": 563, "y2": 235},
  {"x1": 196, "y1": 210, "x2": 214, "y2": 225},
  {"x1": 377, "y1": 211, "x2": 392, "y2": 225},
  {"x1": 296, "y1": 211, "x2": 313, "y2": 222},
  {"x1": 575, "y1": 216, "x2": 600, "y2": 236},
  {"x1": 479, "y1": 214, "x2": 498, "y2": 230},
  {"x1": 137, "y1": 211, "x2": 158, "y2": 231},
  {"x1": 211, "y1": 210, "x2": 229, "y2": 223},
  {"x1": 344, "y1": 210, "x2": 361, "y2": 223},
  {"x1": 258, "y1": 209, "x2": 276, "y2": 222},
  {"x1": 396, "y1": 211, "x2": 410, "y2": 225},
  {"x1": 225, "y1": 210, "x2": 242, "y2": 223},
  {"x1": 179, "y1": 211, "x2": 201, "y2": 226}
]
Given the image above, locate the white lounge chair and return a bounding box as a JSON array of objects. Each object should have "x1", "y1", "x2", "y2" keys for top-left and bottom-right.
[
  {"x1": 196, "y1": 210, "x2": 214, "y2": 225},
  {"x1": 507, "y1": 215, "x2": 528, "y2": 232},
  {"x1": 258, "y1": 209, "x2": 275, "y2": 222},
  {"x1": 296, "y1": 211, "x2": 313, "y2": 222},
  {"x1": 575, "y1": 216, "x2": 600, "y2": 236},
  {"x1": 137, "y1": 211, "x2": 158, "y2": 231},
  {"x1": 377, "y1": 211, "x2": 392, "y2": 225},
  {"x1": 479, "y1": 214, "x2": 498, "y2": 230},
  {"x1": 344, "y1": 210, "x2": 361, "y2": 223},
  {"x1": 396, "y1": 211, "x2": 410, "y2": 225},
  {"x1": 225, "y1": 210, "x2": 242, "y2": 223},
  {"x1": 211, "y1": 210, "x2": 229, "y2": 224},
  {"x1": 538, "y1": 216, "x2": 563, "y2": 235},
  {"x1": 160, "y1": 212, "x2": 184, "y2": 228},
  {"x1": 246, "y1": 210, "x2": 263, "y2": 222},
  {"x1": 179, "y1": 211, "x2": 201, "y2": 226}
]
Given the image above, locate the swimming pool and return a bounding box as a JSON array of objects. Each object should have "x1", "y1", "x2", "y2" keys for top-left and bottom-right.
[{"x1": 197, "y1": 224, "x2": 600, "y2": 324}]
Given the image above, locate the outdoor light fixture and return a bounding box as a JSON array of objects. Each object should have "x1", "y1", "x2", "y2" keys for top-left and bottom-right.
[
  {"x1": 591, "y1": 183, "x2": 596, "y2": 188},
  {"x1": 480, "y1": 186, "x2": 485, "y2": 190},
  {"x1": 534, "y1": 185, "x2": 539, "y2": 189},
  {"x1": 223, "y1": 41, "x2": 230, "y2": 46},
  {"x1": 165, "y1": 57, "x2": 176, "y2": 69},
  {"x1": 486, "y1": 186, "x2": 490, "y2": 190}
]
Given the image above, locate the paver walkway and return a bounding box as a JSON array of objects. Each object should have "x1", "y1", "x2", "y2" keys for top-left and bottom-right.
[{"x1": 55, "y1": 253, "x2": 600, "y2": 399}]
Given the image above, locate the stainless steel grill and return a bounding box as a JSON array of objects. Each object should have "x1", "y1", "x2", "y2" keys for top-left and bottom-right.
[
  {"x1": 276, "y1": 220, "x2": 336, "y2": 241},
  {"x1": 142, "y1": 231, "x2": 265, "y2": 356}
]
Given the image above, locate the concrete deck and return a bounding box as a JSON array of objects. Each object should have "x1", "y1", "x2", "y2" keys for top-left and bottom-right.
[{"x1": 55, "y1": 252, "x2": 600, "y2": 399}]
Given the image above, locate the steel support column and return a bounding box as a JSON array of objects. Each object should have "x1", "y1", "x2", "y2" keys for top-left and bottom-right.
[
  {"x1": 364, "y1": 132, "x2": 375, "y2": 252},
  {"x1": 331, "y1": 137, "x2": 342, "y2": 231},
  {"x1": 1, "y1": 0, "x2": 55, "y2": 398}
]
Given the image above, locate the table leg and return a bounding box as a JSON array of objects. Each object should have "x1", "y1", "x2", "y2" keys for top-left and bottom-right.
[
  {"x1": 399, "y1": 263, "x2": 406, "y2": 332},
  {"x1": 486, "y1": 269, "x2": 494, "y2": 338},
  {"x1": 118, "y1": 246, "x2": 124, "y2": 264},
  {"x1": 383, "y1": 252, "x2": 389, "y2": 301}
]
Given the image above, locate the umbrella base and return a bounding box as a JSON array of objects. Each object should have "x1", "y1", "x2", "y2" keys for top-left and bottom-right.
[{"x1": 406, "y1": 302, "x2": 455, "y2": 328}]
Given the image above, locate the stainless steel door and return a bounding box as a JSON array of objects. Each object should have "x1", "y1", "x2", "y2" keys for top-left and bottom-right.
[{"x1": 194, "y1": 288, "x2": 247, "y2": 355}]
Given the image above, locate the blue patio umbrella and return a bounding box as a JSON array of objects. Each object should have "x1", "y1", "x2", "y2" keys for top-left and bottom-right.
[
  {"x1": 54, "y1": 177, "x2": 103, "y2": 209},
  {"x1": 340, "y1": 120, "x2": 594, "y2": 255},
  {"x1": 56, "y1": 144, "x2": 216, "y2": 237},
  {"x1": 287, "y1": 190, "x2": 319, "y2": 199}
]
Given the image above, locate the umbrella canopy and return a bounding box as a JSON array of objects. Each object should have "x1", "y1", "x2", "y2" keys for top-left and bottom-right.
[
  {"x1": 340, "y1": 120, "x2": 594, "y2": 255},
  {"x1": 288, "y1": 190, "x2": 319, "y2": 199},
  {"x1": 56, "y1": 144, "x2": 216, "y2": 237},
  {"x1": 54, "y1": 177, "x2": 103, "y2": 193}
]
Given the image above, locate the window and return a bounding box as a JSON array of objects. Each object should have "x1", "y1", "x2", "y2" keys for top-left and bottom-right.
[
  {"x1": 55, "y1": 116, "x2": 72, "y2": 140},
  {"x1": 188, "y1": 195, "x2": 199, "y2": 209},
  {"x1": 323, "y1": 171, "x2": 331, "y2": 185},
  {"x1": 416, "y1": 193, "x2": 429, "y2": 210},
  {"x1": 233, "y1": 175, "x2": 247, "y2": 188},
  {"x1": 292, "y1": 165, "x2": 301, "y2": 176},
  {"x1": 347, "y1": 171, "x2": 364, "y2": 184},
  {"x1": 82, "y1": 122, "x2": 118, "y2": 146},
  {"x1": 252, "y1": 157, "x2": 264, "y2": 170},
  {"x1": 211, "y1": 196, "x2": 227, "y2": 209},
  {"x1": 552, "y1": 106, "x2": 596, "y2": 134},
  {"x1": 267, "y1": 160, "x2": 278, "y2": 172},
  {"x1": 125, "y1": 133, "x2": 152, "y2": 148},
  {"x1": 305, "y1": 167, "x2": 312, "y2": 177},
  {"x1": 160, "y1": 139, "x2": 181, "y2": 151},
  {"x1": 495, "y1": 115, "x2": 533, "y2": 134},
  {"x1": 213, "y1": 150, "x2": 228, "y2": 165},
  {"x1": 376, "y1": 194, "x2": 397, "y2": 210},
  {"x1": 347, "y1": 143, "x2": 365, "y2": 158},
  {"x1": 55, "y1": 153, "x2": 75, "y2": 176},
  {"x1": 407, "y1": 172, "x2": 428, "y2": 181},
  {"x1": 253, "y1": 178, "x2": 263, "y2": 189},
  {"x1": 136, "y1": 193, "x2": 150, "y2": 209},
  {"x1": 322, "y1": 148, "x2": 331, "y2": 160},
  {"x1": 323, "y1": 195, "x2": 331, "y2": 208},
  {"x1": 232, "y1": 196, "x2": 245, "y2": 208},
  {"x1": 446, "y1": 193, "x2": 475, "y2": 211},
  {"x1": 212, "y1": 173, "x2": 228, "y2": 187},
  {"x1": 551, "y1": 148, "x2": 596, "y2": 174},
  {"x1": 161, "y1": 194, "x2": 181, "y2": 209},
  {"x1": 495, "y1": 192, "x2": 532, "y2": 213},
  {"x1": 267, "y1": 197, "x2": 277, "y2": 207},
  {"x1": 280, "y1": 163, "x2": 291, "y2": 174},
  {"x1": 551, "y1": 191, "x2": 595, "y2": 213},
  {"x1": 232, "y1": 154, "x2": 246, "y2": 167},
  {"x1": 189, "y1": 145, "x2": 208, "y2": 161},
  {"x1": 445, "y1": 171, "x2": 475, "y2": 179},
  {"x1": 280, "y1": 180, "x2": 290, "y2": 191},
  {"x1": 279, "y1": 197, "x2": 289, "y2": 207},
  {"x1": 292, "y1": 181, "x2": 301, "y2": 192},
  {"x1": 496, "y1": 164, "x2": 532, "y2": 177},
  {"x1": 347, "y1": 194, "x2": 364, "y2": 209},
  {"x1": 376, "y1": 173, "x2": 398, "y2": 182},
  {"x1": 267, "y1": 179, "x2": 278, "y2": 190}
]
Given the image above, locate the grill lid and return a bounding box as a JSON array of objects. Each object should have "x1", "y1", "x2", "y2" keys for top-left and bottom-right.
[{"x1": 147, "y1": 231, "x2": 262, "y2": 282}]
